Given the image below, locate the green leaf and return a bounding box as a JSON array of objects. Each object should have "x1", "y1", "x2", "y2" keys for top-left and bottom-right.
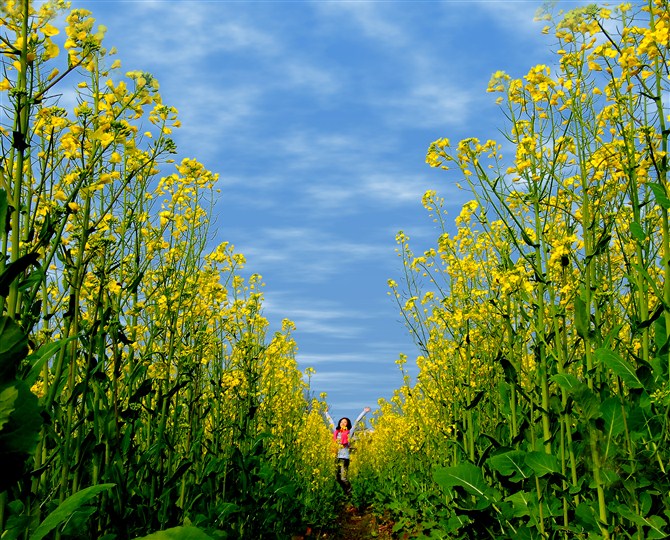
[
  {"x1": 575, "y1": 501, "x2": 599, "y2": 529},
  {"x1": 552, "y1": 373, "x2": 600, "y2": 420},
  {"x1": 591, "y1": 232, "x2": 612, "y2": 258},
  {"x1": 615, "y1": 504, "x2": 669, "y2": 539},
  {"x1": 646, "y1": 515, "x2": 669, "y2": 539},
  {"x1": 637, "y1": 303, "x2": 664, "y2": 330},
  {"x1": 654, "y1": 316, "x2": 668, "y2": 353},
  {"x1": 465, "y1": 390, "x2": 486, "y2": 411},
  {"x1": 573, "y1": 384, "x2": 601, "y2": 421},
  {"x1": 503, "y1": 490, "x2": 536, "y2": 519},
  {"x1": 0, "y1": 252, "x2": 40, "y2": 298},
  {"x1": 600, "y1": 397, "x2": 625, "y2": 444},
  {"x1": 486, "y1": 450, "x2": 530, "y2": 482},
  {"x1": 0, "y1": 385, "x2": 18, "y2": 431},
  {"x1": 446, "y1": 514, "x2": 473, "y2": 533},
  {"x1": 599, "y1": 467, "x2": 620, "y2": 487},
  {"x1": 29, "y1": 484, "x2": 116, "y2": 540},
  {"x1": 18, "y1": 270, "x2": 45, "y2": 298},
  {"x1": 630, "y1": 221, "x2": 646, "y2": 243},
  {"x1": 596, "y1": 348, "x2": 643, "y2": 389},
  {"x1": 134, "y1": 526, "x2": 213, "y2": 540},
  {"x1": 24, "y1": 337, "x2": 74, "y2": 386},
  {"x1": 433, "y1": 463, "x2": 490, "y2": 498},
  {"x1": 0, "y1": 316, "x2": 29, "y2": 382},
  {"x1": 524, "y1": 451, "x2": 560, "y2": 477},
  {"x1": 574, "y1": 295, "x2": 589, "y2": 339},
  {"x1": 520, "y1": 228, "x2": 539, "y2": 248},
  {"x1": 551, "y1": 373, "x2": 584, "y2": 392},
  {"x1": 0, "y1": 381, "x2": 42, "y2": 491},
  {"x1": 650, "y1": 182, "x2": 670, "y2": 209}
]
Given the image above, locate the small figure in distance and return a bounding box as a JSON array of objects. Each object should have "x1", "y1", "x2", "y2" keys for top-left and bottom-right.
[{"x1": 324, "y1": 406, "x2": 371, "y2": 496}]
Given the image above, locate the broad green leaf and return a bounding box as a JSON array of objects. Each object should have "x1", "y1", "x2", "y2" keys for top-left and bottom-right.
[
  {"x1": 572, "y1": 385, "x2": 601, "y2": 421},
  {"x1": 524, "y1": 451, "x2": 560, "y2": 477},
  {"x1": 641, "y1": 490, "x2": 652, "y2": 516},
  {"x1": 646, "y1": 515, "x2": 669, "y2": 539},
  {"x1": 637, "y1": 303, "x2": 664, "y2": 330},
  {"x1": 25, "y1": 337, "x2": 74, "y2": 386},
  {"x1": 486, "y1": 450, "x2": 530, "y2": 482},
  {"x1": 0, "y1": 316, "x2": 29, "y2": 381},
  {"x1": 614, "y1": 504, "x2": 668, "y2": 539},
  {"x1": 0, "y1": 253, "x2": 40, "y2": 298},
  {"x1": 465, "y1": 390, "x2": 486, "y2": 410},
  {"x1": 575, "y1": 501, "x2": 599, "y2": 528},
  {"x1": 591, "y1": 232, "x2": 612, "y2": 258},
  {"x1": 615, "y1": 503, "x2": 645, "y2": 525},
  {"x1": 0, "y1": 384, "x2": 41, "y2": 443},
  {"x1": 600, "y1": 468, "x2": 620, "y2": 487},
  {"x1": 0, "y1": 385, "x2": 18, "y2": 431},
  {"x1": 574, "y1": 295, "x2": 589, "y2": 339},
  {"x1": 600, "y1": 397, "x2": 625, "y2": 450},
  {"x1": 18, "y1": 267, "x2": 45, "y2": 292},
  {"x1": 654, "y1": 317, "x2": 668, "y2": 353},
  {"x1": 503, "y1": 490, "x2": 536, "y2": 519},
  {"x1": 629, "y1": 221, "x2": 646, "y2": 242},
  {"x1": 446, "y1": 515, "x2": 473, "y2": 534},
  {"x1": 134, "y1": 526, "x2": 213, "y2": 539},
  {"x1": 596, "y1": 348, "x2": 643, "y2": 389},
  {"x1": 30, "y1": 484, "x2": 115, "y2": 540},
  {"x1": 551, "y1": 373, "x2": 584, "y2": 392},
  {"x1": 650, "y1": 182, "x2": 670, "y2": 209},
  {"x1": 0, "y1": 380, "x2": 42, "y2": 491},
  {"x1": 433, "y1": 463, "x2": 490, "y2": 498}
]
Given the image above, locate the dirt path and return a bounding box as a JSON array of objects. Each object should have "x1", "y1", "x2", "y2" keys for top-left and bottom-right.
[
  {"x1": 331, "y1": 504, "x2": 394, "y2": 539},
  {"x1": 295, "y1": 504, "x2": 395, "y2": 540}
]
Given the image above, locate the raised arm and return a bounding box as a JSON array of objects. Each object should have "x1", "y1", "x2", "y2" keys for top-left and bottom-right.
[
  {"x1": 323, "y1": 408, "x2": 335, "y2": 431},
  {"x1": 350, "y1": 406, "x2": 371, "y2": 438}
]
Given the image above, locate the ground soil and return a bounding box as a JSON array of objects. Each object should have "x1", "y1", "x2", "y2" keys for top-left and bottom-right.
[{"x1": 294, "y1": 504, "x2": 395, "y2": 540}]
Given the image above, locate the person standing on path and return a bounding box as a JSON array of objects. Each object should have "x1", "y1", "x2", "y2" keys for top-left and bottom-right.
[{"x1": 324, "y1": 406, "x2": 371, "y2": 496}]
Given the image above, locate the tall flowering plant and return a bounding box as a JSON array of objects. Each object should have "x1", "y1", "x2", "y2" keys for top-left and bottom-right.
[
  {"x1": 363, "y1": 2, "x2": 670, "y2": 538},
  {"x1": 0, "y1": 2, "x2": 334, "y2": 539}
]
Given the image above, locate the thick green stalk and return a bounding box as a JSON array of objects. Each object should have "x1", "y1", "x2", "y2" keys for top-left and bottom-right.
[
  {"x1": 550, "y1": 281, "x2": 578, "y2": 532},
  {"x1": 530, "y1": 195, "x2": 552, "y2": 455},
  {"x1": 463, "y1": 335, "x2": 476, "y2": 462},
  {"x1": 5, "y1": 0, "x2": 31, "y2": 318}
]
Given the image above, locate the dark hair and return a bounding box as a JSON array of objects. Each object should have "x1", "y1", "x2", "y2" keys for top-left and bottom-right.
[{"x1": 337, "y1": 417, "x2": 352, "y2": 430}]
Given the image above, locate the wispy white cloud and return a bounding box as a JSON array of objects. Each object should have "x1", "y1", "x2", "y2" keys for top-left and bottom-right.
[
  {"x1": 105, "y1": 4, "x2": 279, "y2": 65},
  {"x1": 301, "y1": 352, "x2": 381, "y2": 366},
  {"x1": 171, "y1": 84, "x2": 263, "y2": 149},
  {"x1": 268, "y1": 304, "x2": 367, "y2": 340},
  {"x1": 236, "y1": 226, "x2": 391, "y2": 284},
  {"x1": 281, "y1": 61, "x2": 343, "y2": 97},
  {"x1": 301, "y1": 338, "x2": 407, "y2": 366},
  {"x1": 312, "y1": 1, "x2": 410, "y2": 48},
  {"x1": 362, "y1": 173, "x2": 439, "y2": 205},
  {"x1": 309, "y1": 369, "x2": 402, "y2": 411},
  {"x1": 276, "y1": 131, "x2": 361, "y2": 170},
  {"x1": 310, "y1": 369, "x2": 400, "y2": 387},
  {"x1": 377, "y1": 80, "x2": 475, "y2": 130},
  {"x1": 471, "y1": 1, "x2": 546, "y2": 38}
]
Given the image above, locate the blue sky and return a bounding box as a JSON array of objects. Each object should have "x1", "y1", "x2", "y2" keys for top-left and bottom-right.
[{"x1": 67, "y1": 0, "x2": 566, "y2": 418}]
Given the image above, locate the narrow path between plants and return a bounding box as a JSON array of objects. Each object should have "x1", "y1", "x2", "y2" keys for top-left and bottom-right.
[{"x1": 294, "y1": 504, "x2": 395, "y2": 540}]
